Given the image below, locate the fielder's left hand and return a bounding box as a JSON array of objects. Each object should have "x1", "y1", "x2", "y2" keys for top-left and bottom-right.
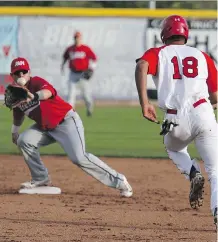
[{"x1": 83, "y1": 69, "x2": 94, "y2": 80}]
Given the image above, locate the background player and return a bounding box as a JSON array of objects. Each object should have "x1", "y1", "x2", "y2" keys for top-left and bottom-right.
[
  {"x1": 135, "y1": 15, "x2": 217, "y2": 226},
  {"x1": 61, "y1": 31, "x2": 97, "y2": 117},
  {"x1": 9, "y1": 57, "x2": 133, "y2": 197}
]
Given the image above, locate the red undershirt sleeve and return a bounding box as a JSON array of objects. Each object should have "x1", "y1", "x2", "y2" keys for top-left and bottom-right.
[
  {"x1": 202, "y1": 52, "x2": 217, "y2": 93},
  {"x1": 136, "y1": 48, "x2": 159, "y2": 76}
]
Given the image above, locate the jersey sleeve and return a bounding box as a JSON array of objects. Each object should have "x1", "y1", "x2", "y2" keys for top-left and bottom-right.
[
  {"x1": 13, "y1": 107, "x2": 24, "y2": 122},
  {"x1": 136, "y1": 48, "x2": 159, "y2": 75},
  {"x1": 32, "y1": 76, "x2": 57, "y2": 97},
  {"x1": 87, "y1": 46, "x2": 97, "y2": 61},
  {"x1": 202, "y1": 52, "x2": 217, "y2": 93},
  {"x1": 63, "y1": 47, "x2": 69, "y2": 60}
]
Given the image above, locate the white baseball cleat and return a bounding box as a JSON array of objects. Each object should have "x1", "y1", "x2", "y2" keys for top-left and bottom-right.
[
  {"x1": 20, "y1": 177, "x2": 51, "y2": 189},
  {"x1": 119, "y1": 176, "x2": 133, "y2": 198}
]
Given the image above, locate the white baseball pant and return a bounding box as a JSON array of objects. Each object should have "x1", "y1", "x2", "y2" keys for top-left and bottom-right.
[{"x1": 163, "y1": 99, "x2": 217, "y2": 215}]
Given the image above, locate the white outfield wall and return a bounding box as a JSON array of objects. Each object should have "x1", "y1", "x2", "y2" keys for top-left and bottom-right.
[
  {"x1": 0, "y1": 8, "x2": 216, "y2": 101},
  {"x1": 19, "y1": 17, "x2": 146, "y2": 100},
  {"x1": 18, "y1": 17, "x2": 217, "y2": 100}
]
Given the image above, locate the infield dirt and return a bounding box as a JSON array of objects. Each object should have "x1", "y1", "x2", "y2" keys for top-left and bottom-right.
[{"x1": 0, "y1": 155, "x2": 216, "y2": 242}]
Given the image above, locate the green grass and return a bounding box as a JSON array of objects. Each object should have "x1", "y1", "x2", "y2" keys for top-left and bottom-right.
[{"x1": 0, "y1": 105, "x2": 201, "y2": 158}]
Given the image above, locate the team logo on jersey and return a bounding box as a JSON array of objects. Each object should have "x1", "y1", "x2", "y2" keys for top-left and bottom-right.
[
  {"x1": 19, "y1": 100, "x2": 39, "y2": 112},
  {"x1": 69, "y1": 51, "x2": 86, "y2": 60}
]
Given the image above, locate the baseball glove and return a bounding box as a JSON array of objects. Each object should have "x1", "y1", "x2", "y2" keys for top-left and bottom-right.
[
  {"x1": 83, "y1": 69, "x2": 94, "y2": 80},
  {"x1": 160, "y1": 119, "x2": 178, "y2": 136},
  {"x1": 4, "y1": 84, "x2": 29, "y2": 110}
]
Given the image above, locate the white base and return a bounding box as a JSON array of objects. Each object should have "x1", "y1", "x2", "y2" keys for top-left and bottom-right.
[{"x1": 19, "y1": 186, "x2": 61, "y2": 195}]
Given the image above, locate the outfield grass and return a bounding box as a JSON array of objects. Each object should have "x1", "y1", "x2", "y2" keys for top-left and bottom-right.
[{"x1": 0, "y1": 105, "x2": 200, "y2": 158}]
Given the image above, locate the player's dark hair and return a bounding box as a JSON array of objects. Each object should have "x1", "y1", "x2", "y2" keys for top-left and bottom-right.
[{"x1": 166, "y1": 35, "x2": 186, "y2": 44}]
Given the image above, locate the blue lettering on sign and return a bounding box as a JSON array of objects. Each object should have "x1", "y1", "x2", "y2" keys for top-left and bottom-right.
[{"x1": 0, "y1": 26, "x2": 13, "y2": 34}]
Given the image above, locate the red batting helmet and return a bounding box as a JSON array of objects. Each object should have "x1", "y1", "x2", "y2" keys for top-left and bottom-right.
[{"x1": 160, "y1": 15, "x2": 189, "y2": 44}]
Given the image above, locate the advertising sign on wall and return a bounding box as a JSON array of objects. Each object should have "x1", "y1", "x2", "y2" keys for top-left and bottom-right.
[
  {"x1": 19, "y1": 17, "x2": 146, "y2": 100},
  {"x1": 0, "y1": 16, "x2": 216, "y2": 101},
  {"x1": 145, "y1": 18, "x2": 217, "y2": 98},
  {"x1": 0, "y1": 17, "x2": 18, "y2": 99},
  {"x1": 146, "y1": 19, "x2": 217, "y2": 64}
]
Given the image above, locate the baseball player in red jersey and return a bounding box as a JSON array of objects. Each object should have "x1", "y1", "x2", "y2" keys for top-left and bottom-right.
[
  {"x1": 9, "y1": 57, "x2": 133, "y2": 197},
  {"x1": 61, "y1": 31, "x2": 97, "y2": 117},
  {"x1": 135, "y1": 15, "x2": 217, "y2": 227}
]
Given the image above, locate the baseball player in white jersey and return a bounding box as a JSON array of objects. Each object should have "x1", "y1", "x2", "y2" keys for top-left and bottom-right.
[
  {"x1": 135, "y1": 15, "x2": 217, "y2": 227},
  {"x1": 61, "y1": 31, "x2": 97, "y2": 117}
]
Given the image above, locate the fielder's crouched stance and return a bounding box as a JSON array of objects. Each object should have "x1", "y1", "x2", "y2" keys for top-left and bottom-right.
[
  {"x1": 5, "y1": 57, "x2": 133, "y2": 197},
  {"x1": 135, "y1": 15, "x2": 217, "y2": 227}
]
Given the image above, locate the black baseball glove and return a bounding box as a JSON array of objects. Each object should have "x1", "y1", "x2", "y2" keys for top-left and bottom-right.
[
  {"x1": 4, "y1": 84, "x2": 29, "y2": 110},
  {"x1": 160, "y1": 119, "x2": 178, "y2": 136},
  {"x1": 83, "y1": 69, "x2": 94, "y2": 80}
]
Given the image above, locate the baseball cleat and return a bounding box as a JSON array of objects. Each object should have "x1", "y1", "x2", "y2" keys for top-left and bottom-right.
[
  {"x1": 20, "y1": 177, "x2": 51, "y2": 189},
  {"x1": 87, "y1": 110, "x2": 92, "y2": 117},
  {"x1": 214, "y1": 208, "x2": 217, "y2": 230},
  {"x1": 119, "y1": 176, "x2": 133, "y2": 198},
  {"x1": 189, "y1": 173, "x2": 205, "y2": 209}
]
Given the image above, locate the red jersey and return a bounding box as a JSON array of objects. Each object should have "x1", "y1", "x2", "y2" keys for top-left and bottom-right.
[
  {"x1": 63, "y1": 44, "x2": 97, "y2": 72},
  {"x1": 13, "y1": 76, "x2": 72, "y2": 130}
]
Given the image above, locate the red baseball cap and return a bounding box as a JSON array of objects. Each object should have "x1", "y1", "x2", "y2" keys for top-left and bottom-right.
[
  {"x1": 11, "y1": 57, "x2": 30, "y2": 74},
  {"x1": 74, "y1": 31, "x2": 82, "y2": 38}
]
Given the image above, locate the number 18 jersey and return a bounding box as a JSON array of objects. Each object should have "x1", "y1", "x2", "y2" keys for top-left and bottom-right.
[{"x1": 137, "y1": 45, "x2": 217, "y2": 110}]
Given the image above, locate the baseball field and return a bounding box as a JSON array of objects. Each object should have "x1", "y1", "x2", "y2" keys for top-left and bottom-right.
[{"x1": 0, "y1": 105, "x2": 217, "y2": 241}]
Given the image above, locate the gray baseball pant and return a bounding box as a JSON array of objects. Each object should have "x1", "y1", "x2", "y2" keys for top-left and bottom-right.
[
  {"x1": 17, "y1": 111, "x2": 124, "y2": 189},
  {"x1": 67, "y1": 71, "x2": 93, "y2": 113}
]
